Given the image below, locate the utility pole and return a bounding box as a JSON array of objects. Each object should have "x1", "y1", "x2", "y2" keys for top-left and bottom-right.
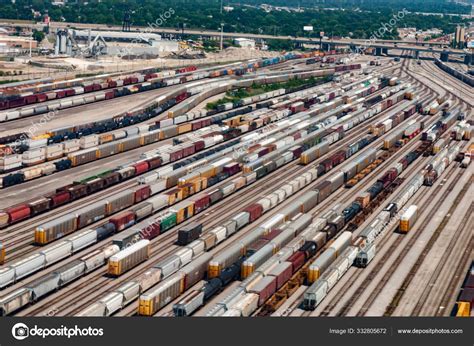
[{"x1": 220, "y1": 23, "x2": 224, "y2": 51}]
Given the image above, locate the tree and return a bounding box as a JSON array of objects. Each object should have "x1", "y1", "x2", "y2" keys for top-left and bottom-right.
[{"x1": 32, "y1": 30, "x2": 45, "y2": 43}]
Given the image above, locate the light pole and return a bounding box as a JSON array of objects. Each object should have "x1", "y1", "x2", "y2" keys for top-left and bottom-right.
[{"x1": 220, "y1": 23, "x2": 224, "y2": 51}]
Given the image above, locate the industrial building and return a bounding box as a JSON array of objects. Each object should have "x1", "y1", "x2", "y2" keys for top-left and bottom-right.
[{"x1": 234, "y1": 38, "x2": 256, "y2": 49}]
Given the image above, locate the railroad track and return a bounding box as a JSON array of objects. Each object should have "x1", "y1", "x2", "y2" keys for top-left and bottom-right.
[
  {"x1": 301, "y1": 101, "x2": 466, "y2": 317},
  {"x1": 388, "y1": 175, "x2": 473, "y2": 316},
  {"x1": 326, "y1": 164, "x2": 452, "y2": 316},
  {"x1": 331, "y1": 148, "x2": 468, "y2": 318},
  {"x1": 21, "y1": 159, "x2": 325, "y2": 316},
  {"x1": 407, "y1": 57, "x2": 473, "y2": 107},
  {"x1": 3, "y1": 81, "x2": 406, "y2": 262},
  {"x1": 1, "y1": 60, "x2": 434, "y2": 314},
  {"x1": 207, "y1": 98, "x2": 437, "y2": 317},
  {"x1": 313, "y1": 152, "x2": 434, "y2": 317},
  {"x1": 433, "y1": 224, "x2": 473, "y2": 317},
  {"x1": 29, "y1": 96, "x2": 425, "y2": 317}
]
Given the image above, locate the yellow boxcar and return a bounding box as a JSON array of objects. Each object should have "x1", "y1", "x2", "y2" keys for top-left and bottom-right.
[
  {"x1": 99, "y1": 134, "x2": 114, "y2": 144},
  {"x1": 178, "y1": 123, "x2": 192, "y2": 134},
  {"x1": 165, "y1": 189, "x2": 182, "y2": 205},
  {"x1": 199, "y1": 166, "x2": 216, "y2": 179},
  {"x1": 456, "y1": 302, "x2": 470, "y2": 317},
  {"x1": 178, "y1": 183, "x2": 194, "y2": 199},
  {"x1": 32, "y1": 134, "x2": 51, "y2": 140},
  {"x1": 194, "y1": 176, "x2": 208, "y2": 192},
  {"x1": 300, "y1": 154, "x2": 310, "y2": 165},
  {"x1": 178, "y1": 172, "x2": 200, "y2": 187},
  {"x1": 138, "y1": 273, "x2": 185, "y2": 315},
  {"x1": 170, "y1": 200, "x2": 194, "y2": 224},
  {"x1": 243, "y1": 165, "x2": 252, "y2": 174},
  {"x1": 0, "y1": 244, "x2": 5, "y2": 265},
  {"x1": 468, "y1": 144, "x2": 474, "y2": 156}
]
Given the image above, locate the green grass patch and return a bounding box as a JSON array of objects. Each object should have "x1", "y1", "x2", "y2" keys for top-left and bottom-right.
[
  {"x1": 0, "y1": 79, "x2": 20, "y2": 85},
  {"x1": 206, "y1": 76, "x2": 328, "y2": 110}
]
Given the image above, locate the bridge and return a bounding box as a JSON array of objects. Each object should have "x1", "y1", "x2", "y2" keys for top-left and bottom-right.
[{"x1": 1, "y1": 19, "x2": 472, "y2": 64}]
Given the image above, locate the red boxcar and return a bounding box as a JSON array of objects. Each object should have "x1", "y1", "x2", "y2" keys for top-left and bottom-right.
[
  {"x1": 56, "y1": 90, "x2": 66, "y2": 98},
  {"x1": 191, "y1": 121, "x2": 203, "y2": 131},
  {"x1": 169, "y1": 148, "x2": 184, "y2": 162},
  {"x1": 378, "y1": 168, "x2": 398, "y2": 188},
  {"x1": 287, "y1": 251, "x2": 305, "y2": 272},
  {"x1": 262, "y1": 229, "x2": 282, "y2": 241},
  {"x1": 139, "y1": 221, "x2": 160, "y2": 240},
  {"x1": 224, "y1": 163, "x2": 240, "y2": 176},
  {"x1": 331, "y1": 150, "x2": 346, "y2": 166},
  {"x1": 321, "y1": 158, "x2": 333, "y2": 172},
  {"x1": 67, "y1": 184, "x2": 88, "y2": 200},
  {"x1": 46, "y1": 191, "x2": 71, "y2": 208},
  {"x1": 250, "y1": 276, "x2": 277, "y2": 306},
  {"x1": 147, "y1": 157, "x2": 162, "y2": 169},
  {"x1": 134, "y1": 185, "x2": 151, "y2": 203},
  {"x1": 105, "y1": 91, "x2": 115, "y2": 99},
  {"x1": 65, "y1": 89, "x2": 75, "y2": 97},
  {"x1": 248, "y1": 239, "x2": 269, "y2": 253},
  {"x1": 193, "y1": 140, "x2": 205, "y2": 152},
  {"x1": 132, "y1": 162, "x2": 150, "y2": 175},
  {"x1": 36, "y1": 93, "x2": 48, "y2": 102},
  {"x1": 182, "y1": 143, "x2": 196, "y2": 157},
  {"x1": 6, "y1": 204, "x2": 31, "y2": 223},
  {"x1": 176, "y1": 92, "x2": 188, "y2": 103},
  {"x1": 25, "y1": 95, "x2": 37, "y2": 104},
  {"x1": 291, "y1": 146, "x2": 303, "y2": 158},
  {"x1": 110, "y1": 211, "x2": 135, "y2": 231},
  {"x1": 257, "y1": 147, "x2": 269, "y2": 158},
  {"x1": 190, "y1": 194, "x2": 210, "y2": 214},
  {"x1": 268, "y1": 262, "x2": 293, "y2": 290},
  {"x1": 243, "y1": 203, "x2": 263, "y2": 223},
  {"x1": 399, "y1": 158, "x2": 408, "y2": 170}
]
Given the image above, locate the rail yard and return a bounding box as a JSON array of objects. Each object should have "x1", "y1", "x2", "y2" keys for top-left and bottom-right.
[{"x1": 0, "y1": 48, "x2": 472, "y2": 321}]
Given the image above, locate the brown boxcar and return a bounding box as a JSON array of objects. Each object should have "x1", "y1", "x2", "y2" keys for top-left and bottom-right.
[{"x1": 249, "y1": 276, "x2": 277, "y2": 306}]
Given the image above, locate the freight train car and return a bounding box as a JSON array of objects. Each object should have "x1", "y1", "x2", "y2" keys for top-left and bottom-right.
[{"x1": 108, "y1": 240, "x2": 150, "y2": 276}]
